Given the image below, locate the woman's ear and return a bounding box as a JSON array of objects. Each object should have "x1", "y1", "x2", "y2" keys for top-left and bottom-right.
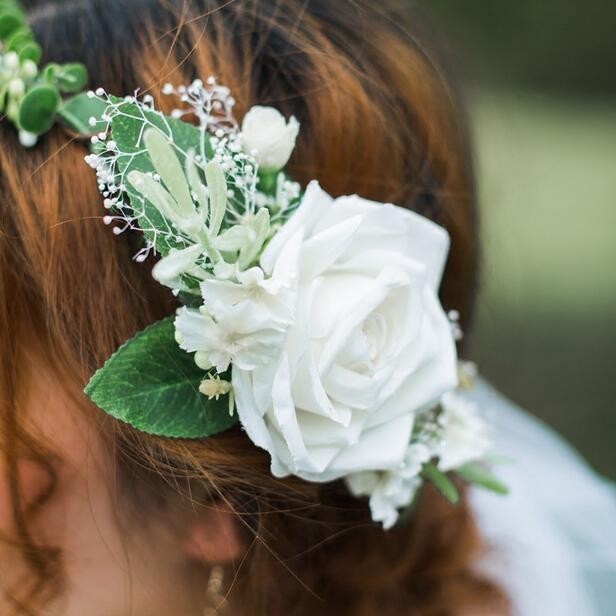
[{"x1": 182, "y1": 502, "x2": 243, "y2": 565}]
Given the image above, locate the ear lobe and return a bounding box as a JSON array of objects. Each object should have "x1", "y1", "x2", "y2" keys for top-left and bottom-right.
[{"x1": 182, "y1": 503, "x2": 243, "y2": 564}]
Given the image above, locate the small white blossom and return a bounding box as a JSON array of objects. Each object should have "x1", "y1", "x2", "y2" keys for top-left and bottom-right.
[
  {"x1": 175, "y1": 301, "x2": 288, "y2": 373},
  {"x1": 201, "y1": 266, "x2": 295, "y2": 326},
  {"x1": 347, "y1": 443, "x2": 432, "y2": 529},
  {"x1": 436, "y1": 391, "x2": 490, "y2": 472}
]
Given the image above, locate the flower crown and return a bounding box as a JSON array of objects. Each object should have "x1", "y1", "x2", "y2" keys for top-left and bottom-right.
[{"x1": 1, "y1": 1, "x2": 506, "y2": 528}]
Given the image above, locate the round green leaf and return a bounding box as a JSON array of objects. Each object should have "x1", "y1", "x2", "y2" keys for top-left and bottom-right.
[
  {"x1": 18, "y1": 41, "x2": 41, "y2": 64},
  {"x1": 0, "y1": 10, "x2": 23, "y2": 39},
  {"x1": 84, "y1": 317, "x2": 239, "y2": 439},
  {"x1": 6, "y1": 26, "x2": 31, "y2": 52},
  {"x1": 54, "y1": 63, "x2": 88, "y2": 93},
  {"x1": 18, "y1": 84, "x2": 60, "y2": 134},
  {"x1": 44, "y1": 63, "x2": 60, "y2": 82}
]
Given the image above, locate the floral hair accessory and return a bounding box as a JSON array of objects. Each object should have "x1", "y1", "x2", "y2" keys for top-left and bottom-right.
[
  {"x1": 0, "y1": 0, "x2": 92, "y2": 146},
  {"x1": 1, "y1": 0, "x2": 506, "y2": 526}
]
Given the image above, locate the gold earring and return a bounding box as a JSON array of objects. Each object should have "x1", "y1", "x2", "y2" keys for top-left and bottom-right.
[{"x1": 203, "y1": 565, "x2": 228, "y2": 615}]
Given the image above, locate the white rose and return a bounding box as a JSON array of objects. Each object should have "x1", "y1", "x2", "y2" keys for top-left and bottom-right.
[
  {"x1": 240, "y1": 106, "x2": 299, "y2": 171},
  {"x1": 233, "y1": 181, "x2": 458, "y2": 483}
]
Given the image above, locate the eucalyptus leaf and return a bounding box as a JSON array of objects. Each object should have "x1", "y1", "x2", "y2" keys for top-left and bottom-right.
[
  {"x1": 45, "y1": 62, "x2": 88, "y2": 93},
  {"x1": 456, "y1": 462, "x2": 509, "y2": 495},
  {"x1": 84, "y1": 317, "x2": 239, "y2": 438},
  {"x1": 422, "y1": 462, "x2": 460, "y2": 504},
  {"x1": 18, "y1": 84, "x2": 60, "y2": 134},
  {"x1": 6, "y1": 26, "x2": 30, "y2": 52},
  {"x1": 17, "y1": 40, "x2": 40, "y2": 63},
  {"x1": 0, "y1": 10, "x2": 23, "y2": 40},
  {"x1": 58, "y1": 92, "x2": 107, "y2": 134}
]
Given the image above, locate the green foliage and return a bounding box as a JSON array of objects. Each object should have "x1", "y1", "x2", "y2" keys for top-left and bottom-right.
[
  {"x1": 57, "y1": 92, "x2": 107, "y2": 134},
  {"x1": 85, "y1": 317, "x2": 239, "y2": 438},
  {"x1": 18, "y1": 84, "x2": 60, "y2": 134},
  {"x1": 0, "y1": 10, "x2": 24, "y2": 40},
  {"x1": 17, "y1": 40, "x2": 41, "y2": 63},
  {"x1": 422, "y1": 462, "x2": 460, "y2": 504},
  {"x1": 108, "y1": 98, "x2": 212, "y2": 254},
  {"x1": 457, "y1": 462, "x2": 509, "y2": 495},
  {"x1": 0, "y1": 1, "x2": 89, "y2": 141},
  {"x1": 45, "y1": 62, "x2": 88, "y2": 93}
]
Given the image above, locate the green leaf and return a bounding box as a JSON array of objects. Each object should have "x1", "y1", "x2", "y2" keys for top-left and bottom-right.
[
  {"x1": 51, "y1": 62, "x2": 88, "y2": 93},
  {"x1": 18, "y1": 84, "x2": 60, "y2": 134},
  {"x1": 456, "y1": 462, "x2": 509, "y2": 496},
  {"x1": 185, "y1": 150, "x2": 209, "y2": 218},
  {"x1": 57, "y1": 92, "x2": 107, "y2": 134},
  {"x1": 6, "y1": 26, "x2": 31, "y2": 53},
  {"x1": 239, "y1": 207, "x2": 270, "y2": 269},
  {"x1": 18, "y1": 40, "x2": 41, "y2": 63},
  {"x1": 84, "y1": 317, "x2": 239, "y2": 438},
  {"x1": 0, "y1": 10, "x2": 23, "y2": 40},
  {"x1": 143, "y1": 128, "x2": 195, "y2": 217},
  {"x1": 422, "y1": 462, "x2": 460, "y2": 504},
  {"x1": 205, "y1": 161, "x2": 227, "y2": 236},
  {"x1": 107, "y1": 97, "x2": 213, "y2": 255}
]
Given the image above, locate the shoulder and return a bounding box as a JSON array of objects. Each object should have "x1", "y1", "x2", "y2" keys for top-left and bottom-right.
[{"x1": 467, "y1": 379, "x2": 616, "y2": 616}]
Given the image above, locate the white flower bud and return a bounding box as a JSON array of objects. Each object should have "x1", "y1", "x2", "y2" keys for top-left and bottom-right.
[
  {"x1": 240, "y1": 106, "x2": 299, "y2": 171},
  {"x1": 199, "y1": 376, "x2": 232, "y2": 400},
  {"x1": 18, "y1": 131, "x2": 38, "y2": 148},
  {"x1": 4, "y1": 51, "x2": 19, "y2": 70},
  {"x1": 194, "y1": 352, "x2": 213, "y2": 371},
  {"x1": 8, "y1": 78, "x2": 25, "y2": 97},
  {"x1": 20, "y1": 60, "x2": 38, "y2": 80}
]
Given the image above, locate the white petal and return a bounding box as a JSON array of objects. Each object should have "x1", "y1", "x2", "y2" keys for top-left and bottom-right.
[
  {"x1": 174, "y1": 307, "x2": 218, "y2": 353},
  {"x1": 260, "y1": 181, "x2": 331, "y2": 273}
]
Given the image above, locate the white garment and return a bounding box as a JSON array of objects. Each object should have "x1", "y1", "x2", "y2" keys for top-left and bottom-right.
[{"x1": 469, "y1": 380, "x2": 616, "y2": 616}]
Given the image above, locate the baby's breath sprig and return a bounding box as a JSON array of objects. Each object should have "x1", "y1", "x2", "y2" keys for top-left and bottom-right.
[{"x1": 83, "y1": 80, "x2": 301, "y2": 293}]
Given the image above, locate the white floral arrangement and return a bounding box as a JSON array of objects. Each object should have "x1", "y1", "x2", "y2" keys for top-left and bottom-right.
[{"x1": 4, "y1": 65, "x2": 507, "y2": 527}]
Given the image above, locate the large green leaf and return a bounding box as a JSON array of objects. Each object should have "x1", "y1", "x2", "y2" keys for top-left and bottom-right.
[
  {"x1": 107, "y1": 98, "x2": 214, "y2": 255},
  {"x1": 84, "y1": 317, "x2": 239, "y2": 438}
]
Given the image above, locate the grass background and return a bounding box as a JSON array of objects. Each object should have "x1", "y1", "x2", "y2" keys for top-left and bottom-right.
[{"x1": 417, "y1": 2, "x2": 616, "y2": 478}]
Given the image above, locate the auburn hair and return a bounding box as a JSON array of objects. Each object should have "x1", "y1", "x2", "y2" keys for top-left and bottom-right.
[{"x1": 0, "y1": 0, "x2": 508, "y2": 614}]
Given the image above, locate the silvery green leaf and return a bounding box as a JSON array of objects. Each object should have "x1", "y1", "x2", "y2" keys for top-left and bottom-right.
[
  {"x1": 185, "y1": 150, "x2": 209, "y2": 220},
  {"x1": 238, "y1": 207, "x2": 270, "y2": 269},
  {"x1": 204, "y1": 161, "x2": 227, "y2": 236},
  {"x1": 214, "y1": 224, "x2": 250, "y2": 252},
  {"x1": 143, "y1": 128, "x2": 195, "y2": 219},
  {"x1": 152, "y1": 244, "x2": 204, "y2": 286},
  {"x1": 127, "y1": 170, "x2": 181, "y2": 226}
]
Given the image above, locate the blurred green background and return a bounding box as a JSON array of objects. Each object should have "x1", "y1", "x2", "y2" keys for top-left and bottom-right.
[{"x1": 420, "y1": 1, "x2": 616, "y2": 478}]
